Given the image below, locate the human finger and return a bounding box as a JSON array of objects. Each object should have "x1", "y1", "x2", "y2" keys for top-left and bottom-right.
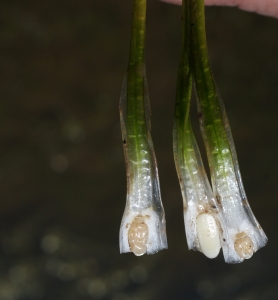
[{"x1": 161, "y1": 0, "x2": 278, "y2": 18}]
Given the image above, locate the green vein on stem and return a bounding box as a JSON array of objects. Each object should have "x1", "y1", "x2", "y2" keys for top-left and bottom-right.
[
  {"x1": 189, "y1": 0, "x2": 267, "y2": 263},
  {"x1": 174, "y1": 0, "x2": 194, "y2": 180},
  {"x1": 190, "y1": 0, "x2": 232, "y2": 189},
  {"x1": 174, "y1": 0, "x2": 222, "y2": 259},
  {"x1": 119, "y1": 0, "x2": 167, "y2": 256},
  {"x1": 126, "y1": 0, "x2": 149, "y2": 171}
]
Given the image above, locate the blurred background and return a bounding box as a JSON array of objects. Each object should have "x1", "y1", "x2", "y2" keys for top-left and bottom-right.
[{"x1": 0, "y1": 0, "x2": 278, "y2": 299}]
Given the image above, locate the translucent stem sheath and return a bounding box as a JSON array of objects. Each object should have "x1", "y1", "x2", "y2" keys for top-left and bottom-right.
[
  {"x1": 174, "y1": 0, "x2": 223, "y2": 258},
  {"x1": 119, "y1": 0, "x2": 167, "y2": 255},
  {"x1": 190, "y1": 0, "x2": 267, "y2": 263}
]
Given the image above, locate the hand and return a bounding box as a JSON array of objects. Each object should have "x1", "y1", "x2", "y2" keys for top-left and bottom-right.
[{"x1": 161, "y1": 0, "x2": 278, "y2": 18}]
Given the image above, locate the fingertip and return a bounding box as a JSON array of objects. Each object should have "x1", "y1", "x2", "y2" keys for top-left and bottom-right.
[{"x1": 161, "y1": 0, "x2": 278, "y2": 19}]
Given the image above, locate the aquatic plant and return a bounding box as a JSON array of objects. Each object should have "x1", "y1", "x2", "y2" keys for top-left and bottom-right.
[
  {"x1": 119, "y1": 0, "x2": 167, "y2": 256},
  {"x1": 174, "y1": 0, "x2": 267, "y2": 263}
]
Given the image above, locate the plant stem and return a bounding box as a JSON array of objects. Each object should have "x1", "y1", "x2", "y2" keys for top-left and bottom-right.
[
  {"x1": 189, "y1": 0, "x2": 267, "y2": 263},
  {"x1": 174, "y1": 0, "x2": 194, "y2": 203},
  {"x1": 119, "y1": 0, "x2": 167, "y2": 254},
  {"x1": 126, "y1": 0, "x2": 149, "y2": 167},
  {"x1": 190, "y1": 0, "x2": 232, "y2": 190}
]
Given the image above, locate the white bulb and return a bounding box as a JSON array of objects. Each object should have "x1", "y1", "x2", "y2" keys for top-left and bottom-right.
[{"x1": 196, "y1": 213, "x2": 221, "y2": 259}]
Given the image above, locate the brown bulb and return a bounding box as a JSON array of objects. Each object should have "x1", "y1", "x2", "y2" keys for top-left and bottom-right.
[
  {"x1": 234, "y1": 232, "x2": 254, "y2": 259},
  {"x1": 128, "y1": 215, "x2": 149, "y2": 256}
]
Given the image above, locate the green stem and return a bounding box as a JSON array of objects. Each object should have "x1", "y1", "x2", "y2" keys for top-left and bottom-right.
[
  {"x1": 120, "y1": 0, "x2": 168, "y2": 255},
  {"x1": 186, "y1": 0, "x2": 268, "y2": 263},
  {"x1": 190, "y1": 0, "x2": 232, "y2": 187},
  {"x1": 126, "y1": 0, "x2": 149, "y2": 166},
  {"x1": 175, "y1": 0, "x2": 192, "y2": 127},
  {"x1": 175, "y1": 0, "x2": 193, "y2": 168}
]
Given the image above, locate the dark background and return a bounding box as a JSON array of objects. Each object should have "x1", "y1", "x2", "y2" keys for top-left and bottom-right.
[{"x1": 0, "y1": 1, "x2": 277, "y2": 299}]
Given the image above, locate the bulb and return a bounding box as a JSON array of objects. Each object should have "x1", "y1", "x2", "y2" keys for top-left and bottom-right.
[
  {"x1": 196, "y1": 213, "x2": 221, "y2": 259},
  {"x1": 234, "y1": 232, "x2": 254, "y2": 259},
  {"x1": 128, "y1": 215, "x2": 149, "y2": 256}
]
